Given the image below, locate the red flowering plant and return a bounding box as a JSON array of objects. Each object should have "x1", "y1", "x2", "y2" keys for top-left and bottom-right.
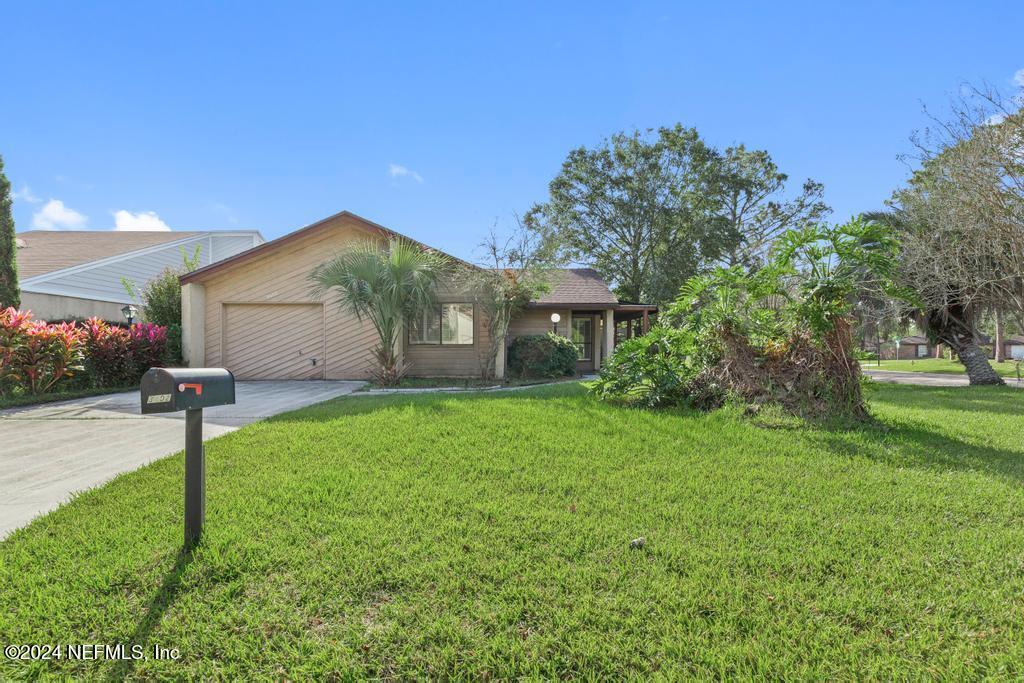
[
  {"x1": 0, "y1": 308, "x2": 85, "y2": 395},
  {"x1": 128, "y1": 322, "x2": 168, "y2": 376},
  {"x1": 82, "y1": 317, "x2": 169, "y2": 387},
  {"x1": 82, "y1": 317, "x2": 136, "y2": 387}
]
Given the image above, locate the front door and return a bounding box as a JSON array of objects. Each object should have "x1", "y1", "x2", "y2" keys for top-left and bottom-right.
[{"x1": 572, "y1": 316, "x2": 594, "y2": 372}]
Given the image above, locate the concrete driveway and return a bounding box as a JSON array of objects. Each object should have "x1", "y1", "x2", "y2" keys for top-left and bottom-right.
[{"x1": 0, "y1": 380, "x2": 364, "y2": 538}]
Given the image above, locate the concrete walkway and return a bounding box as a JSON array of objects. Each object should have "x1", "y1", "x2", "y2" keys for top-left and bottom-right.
[
  {"x1": 863, "y1": 368, "x2": 1024, "y2": 388},
  {"x1": 0, "y1": 380, "x2": 364, "y2": 538}
]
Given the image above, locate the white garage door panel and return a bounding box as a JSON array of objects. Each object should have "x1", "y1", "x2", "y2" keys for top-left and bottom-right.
[{"x1": 224, "y1": 304, "x2": 325, "y2": 380}]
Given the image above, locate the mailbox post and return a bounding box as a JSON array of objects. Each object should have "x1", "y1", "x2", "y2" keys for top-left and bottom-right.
[{"x1": 140, "y1": 368, "x2": 235, "y2": 547}]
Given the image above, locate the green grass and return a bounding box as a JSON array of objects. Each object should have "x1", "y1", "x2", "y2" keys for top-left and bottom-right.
[
  {"x1": 0, "y1": 385, "x2": 133, "y2": 410},
  {"x1": 862, "y1": 358, "x2": 1023, "y2": 378},
  {"x1": 3, "y1": 383, "x2": 1024, "y2": 678}
]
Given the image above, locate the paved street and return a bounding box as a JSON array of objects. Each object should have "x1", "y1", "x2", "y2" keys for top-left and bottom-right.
[
  {"x1": 862, "y1": 368, "x2": 1024, "y2": 388},
  {"x1": 0, "y1": 381, "x2": 364, "y2": 538}
]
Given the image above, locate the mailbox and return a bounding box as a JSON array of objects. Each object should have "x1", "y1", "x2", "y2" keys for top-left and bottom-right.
[
  {"x1": 141, "y1": 368, "x2": 235, "y2": 414},
  {"x1": 140, "y1": 367, "x2": 235, "y2": 547}
]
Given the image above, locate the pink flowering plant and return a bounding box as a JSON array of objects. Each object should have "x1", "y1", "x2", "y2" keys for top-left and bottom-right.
[{"x1": 0, "y1": 307, "x2": 85, "y2": 395}]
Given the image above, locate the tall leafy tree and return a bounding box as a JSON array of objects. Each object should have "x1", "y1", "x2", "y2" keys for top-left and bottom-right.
[
  {"x1": 524, "y1": 125, "x2": 723, "y2": 304},
  {"x1": 714, "y1": 145, "x2": 830, "y2": 268},
  {"x1": 0, "y1": 155, "x2": 20, "y2": 309},
  {"x1": 525, "y1": 125, "x2": 829, "y2": 305}
]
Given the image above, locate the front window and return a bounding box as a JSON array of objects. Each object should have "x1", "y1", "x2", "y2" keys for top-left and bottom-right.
[
  {"x1": 572, "y1": 317, "x2": 593, "y2": 361},
  {"x1": 916, "y1": 344, "x2": 928, "y2": 358},
  {"x1": 410, "y1": 304, "x2": 474, "y2": 345}
]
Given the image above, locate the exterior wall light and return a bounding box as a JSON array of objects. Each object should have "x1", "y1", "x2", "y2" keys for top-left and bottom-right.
[
  {"x1": 550, "y1": 312, "x2": 561, "y2": 334},
  {"x1": 121, "y1": 304, "x2": 138, "y2": 325}
]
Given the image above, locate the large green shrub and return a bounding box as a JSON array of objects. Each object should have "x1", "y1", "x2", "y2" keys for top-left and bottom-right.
[
  {"x1": 593, "y1": 218, "x2": 903, "y2": 419},
  {"x1": 590, "y1": 326, "x2": 698, "y2": 408},
  {"x1": 507, "y1": 333, "x2": 578, "y2": 378},
  {"x1": 141, "y1": 267, "x2": 182, "y2": 328}
]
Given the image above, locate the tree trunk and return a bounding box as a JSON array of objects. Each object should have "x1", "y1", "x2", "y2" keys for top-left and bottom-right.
[
  {"x1": 994, "y1": 309, "x2": 1004, "y2": 363},
  {"x1": 945, "y1": 337, "x2": 1005, "y2": 385}
]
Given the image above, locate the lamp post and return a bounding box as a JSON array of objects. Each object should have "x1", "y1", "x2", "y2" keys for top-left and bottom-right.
[
  {"x1": 121, "y1": 304, "x2": 138, "y2": 325},
  {"x1": 550, "y1": 312, "x2": 561, "y2": 334}
]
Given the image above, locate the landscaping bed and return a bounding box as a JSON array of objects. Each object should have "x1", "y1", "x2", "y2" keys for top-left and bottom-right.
[{"x1": 2, "y1": 383, "x2": 1024, "y2": 678}]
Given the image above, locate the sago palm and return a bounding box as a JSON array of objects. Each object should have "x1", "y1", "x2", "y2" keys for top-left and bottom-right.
[{"x1": 311, "y1": 237, "x2": 450, "y2": 385}]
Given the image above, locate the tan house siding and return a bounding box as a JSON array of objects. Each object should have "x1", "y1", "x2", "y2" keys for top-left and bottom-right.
[
  {"x1": 508, "y1": 308, "x2": 571, "y2": 338},
  {"x1": 199, "y1": 216, "x2": 380, "y2": 380},
  {"x1": 403, "y1": 288, "x2": 491, "y2": 377}
]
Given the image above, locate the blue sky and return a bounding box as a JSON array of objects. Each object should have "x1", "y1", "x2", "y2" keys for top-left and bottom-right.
[{"x1": 4, "y1": 1, "x2": 1022, "y2": 261}]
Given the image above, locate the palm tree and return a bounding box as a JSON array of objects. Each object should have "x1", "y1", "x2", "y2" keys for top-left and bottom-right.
[{"x1": 311, "y1": 237, "x2": 450, "y2": 385}]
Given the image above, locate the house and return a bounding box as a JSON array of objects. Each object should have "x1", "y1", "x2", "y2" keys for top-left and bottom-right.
[
  {"x1": 179, "y1": 211, "x2": 656, "y2": 380},
  {"x1": 881, "y1": 335, "x2": 934, "y2": 360},
  {"x1": 1003, "y1": 335, "x2": 1024, "y2": 361},
  {"x1": 15, "y1": 230, "x2": 264, "y2": 321}
]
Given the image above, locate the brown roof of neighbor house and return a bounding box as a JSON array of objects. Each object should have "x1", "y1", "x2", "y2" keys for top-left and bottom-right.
[
  {"x1": 15, "y1": 230, "x2": 199, "y2": 279},
  {"x1": 899, "y1": 336, "x2": 929, "y2": 344},
  {"x1": 531, "y1": 268, "x2": 619, "y2": 306}
]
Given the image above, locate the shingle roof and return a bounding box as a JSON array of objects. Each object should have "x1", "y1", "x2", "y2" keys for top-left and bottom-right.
[
  {"x1": 533, "y1": 268, "x2": 618, "y2": 306},
  {"x1": 899, "y1": 336, "x2": 929, "y2": 344},
  {"x1": 15, "y1": 230, "x2": 200, "y2": 279}
]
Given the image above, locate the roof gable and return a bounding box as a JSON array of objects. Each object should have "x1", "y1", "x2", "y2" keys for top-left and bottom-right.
[{"x1": 181, "y1": 211, "x2": 474, "y2": 284}]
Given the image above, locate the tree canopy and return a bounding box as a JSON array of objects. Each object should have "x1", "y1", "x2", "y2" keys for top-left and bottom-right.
[{"x1": 524, "y1": 125, "x2": 829, "y2": 304}]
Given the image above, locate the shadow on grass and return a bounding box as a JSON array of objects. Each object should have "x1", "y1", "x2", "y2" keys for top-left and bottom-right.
[{"x1": 107, "y1": 546, "x2": 194, "y2": 682}]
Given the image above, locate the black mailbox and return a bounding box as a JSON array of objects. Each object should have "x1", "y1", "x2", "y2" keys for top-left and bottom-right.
[
  {"x1": 140, "y1": 367, "x2": 235, "y2": 547},
  {"x1": 141, "y1": 368, "x2": 235, "y2": 414}
]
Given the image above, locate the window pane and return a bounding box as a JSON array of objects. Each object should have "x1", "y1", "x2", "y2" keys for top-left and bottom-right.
[
  {"x1": 411, "y1": 307, "x2": 440, "y2": 343},
  {"x1": 441, "y1": 304, "x2": 473, "y2": 344}
]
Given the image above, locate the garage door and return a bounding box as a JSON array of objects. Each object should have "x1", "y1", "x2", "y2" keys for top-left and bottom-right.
[{"x1": 223, "y1": 303, "x2": 325, "y2": 380}]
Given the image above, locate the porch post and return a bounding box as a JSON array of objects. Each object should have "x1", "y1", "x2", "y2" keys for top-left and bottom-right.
[
  {"x1": 603, "y1": 309, "x2": 614, "y2": 365},
  {"x1": 642, "y1": 308, "x2": 650, "y2": 334},
  {"x1": 181, "y1": 283, "x2": 206, "y2": 368}
]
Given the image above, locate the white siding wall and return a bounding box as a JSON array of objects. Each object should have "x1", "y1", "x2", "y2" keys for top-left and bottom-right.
[{"x1": 23, "y1": 233, "x2": 261, "y2": 304}]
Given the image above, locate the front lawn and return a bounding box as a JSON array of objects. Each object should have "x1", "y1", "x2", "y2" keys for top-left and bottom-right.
[
  {"x1": 862, "y1": 358, "x2": 1022, "y2": 378},
  {"x1": 3, "y1": 383, "x2": 1024, "y2": 678}
]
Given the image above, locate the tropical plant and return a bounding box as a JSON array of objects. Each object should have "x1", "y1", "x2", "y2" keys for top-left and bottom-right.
[
  {"x1": 593, "y1": 218, "x2": 902, "y2": 419},
  {"x1": 310, "y1": 237, "x2": 450, "y2": 385},
  {"x1": 0, "y1": 308, "x2": 84, "y2": 395},
  {"x1": 506, "y1": 333, "x2": 578, "y2": 379}
]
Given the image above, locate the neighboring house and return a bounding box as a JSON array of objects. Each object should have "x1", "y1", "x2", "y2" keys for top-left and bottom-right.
[
  {"x1": 1004, "y1": 335, "x2": 1024, "y2": 361},
  {"x1": 14, "y1": 230, "x2": 264, "y2": 321},
  {"x1": 881, "y1": 335, "x2": 934, "y2": 360},
  {"x1": 179, "y1": 210, "x2": 656, "y2": 380}
]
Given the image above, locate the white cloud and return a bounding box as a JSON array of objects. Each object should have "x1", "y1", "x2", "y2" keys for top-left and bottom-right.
[
  {"x1": 388, "y1": 163, "x2": 424, "y2": 183},
  {"x1": 32, "y1": 199, "x2": 88, "y2": 230},
  {"x1": 12, "y1": 185, "x2": 41, "y2": 204},
  {"x1": 1014, "y1": 68, "x2": 1024, "y2": 89},
  {"x1": 985, "y1": 112, "x2": 1007, "y2": 126},
  {"x1": 113, "y1": 210, "x2": 171, "y2": 231}
]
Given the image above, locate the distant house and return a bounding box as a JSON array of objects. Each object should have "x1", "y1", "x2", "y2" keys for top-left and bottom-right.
[
  {"x1": 881, "y1": 335, "x2": 934, "y2": 360},
  {"x1": 14, "y1": 230, "x2": 263, "y2": 321},
  {"x1": 1004, "y1": 335, "x2": 1024, "y2": 361}
]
